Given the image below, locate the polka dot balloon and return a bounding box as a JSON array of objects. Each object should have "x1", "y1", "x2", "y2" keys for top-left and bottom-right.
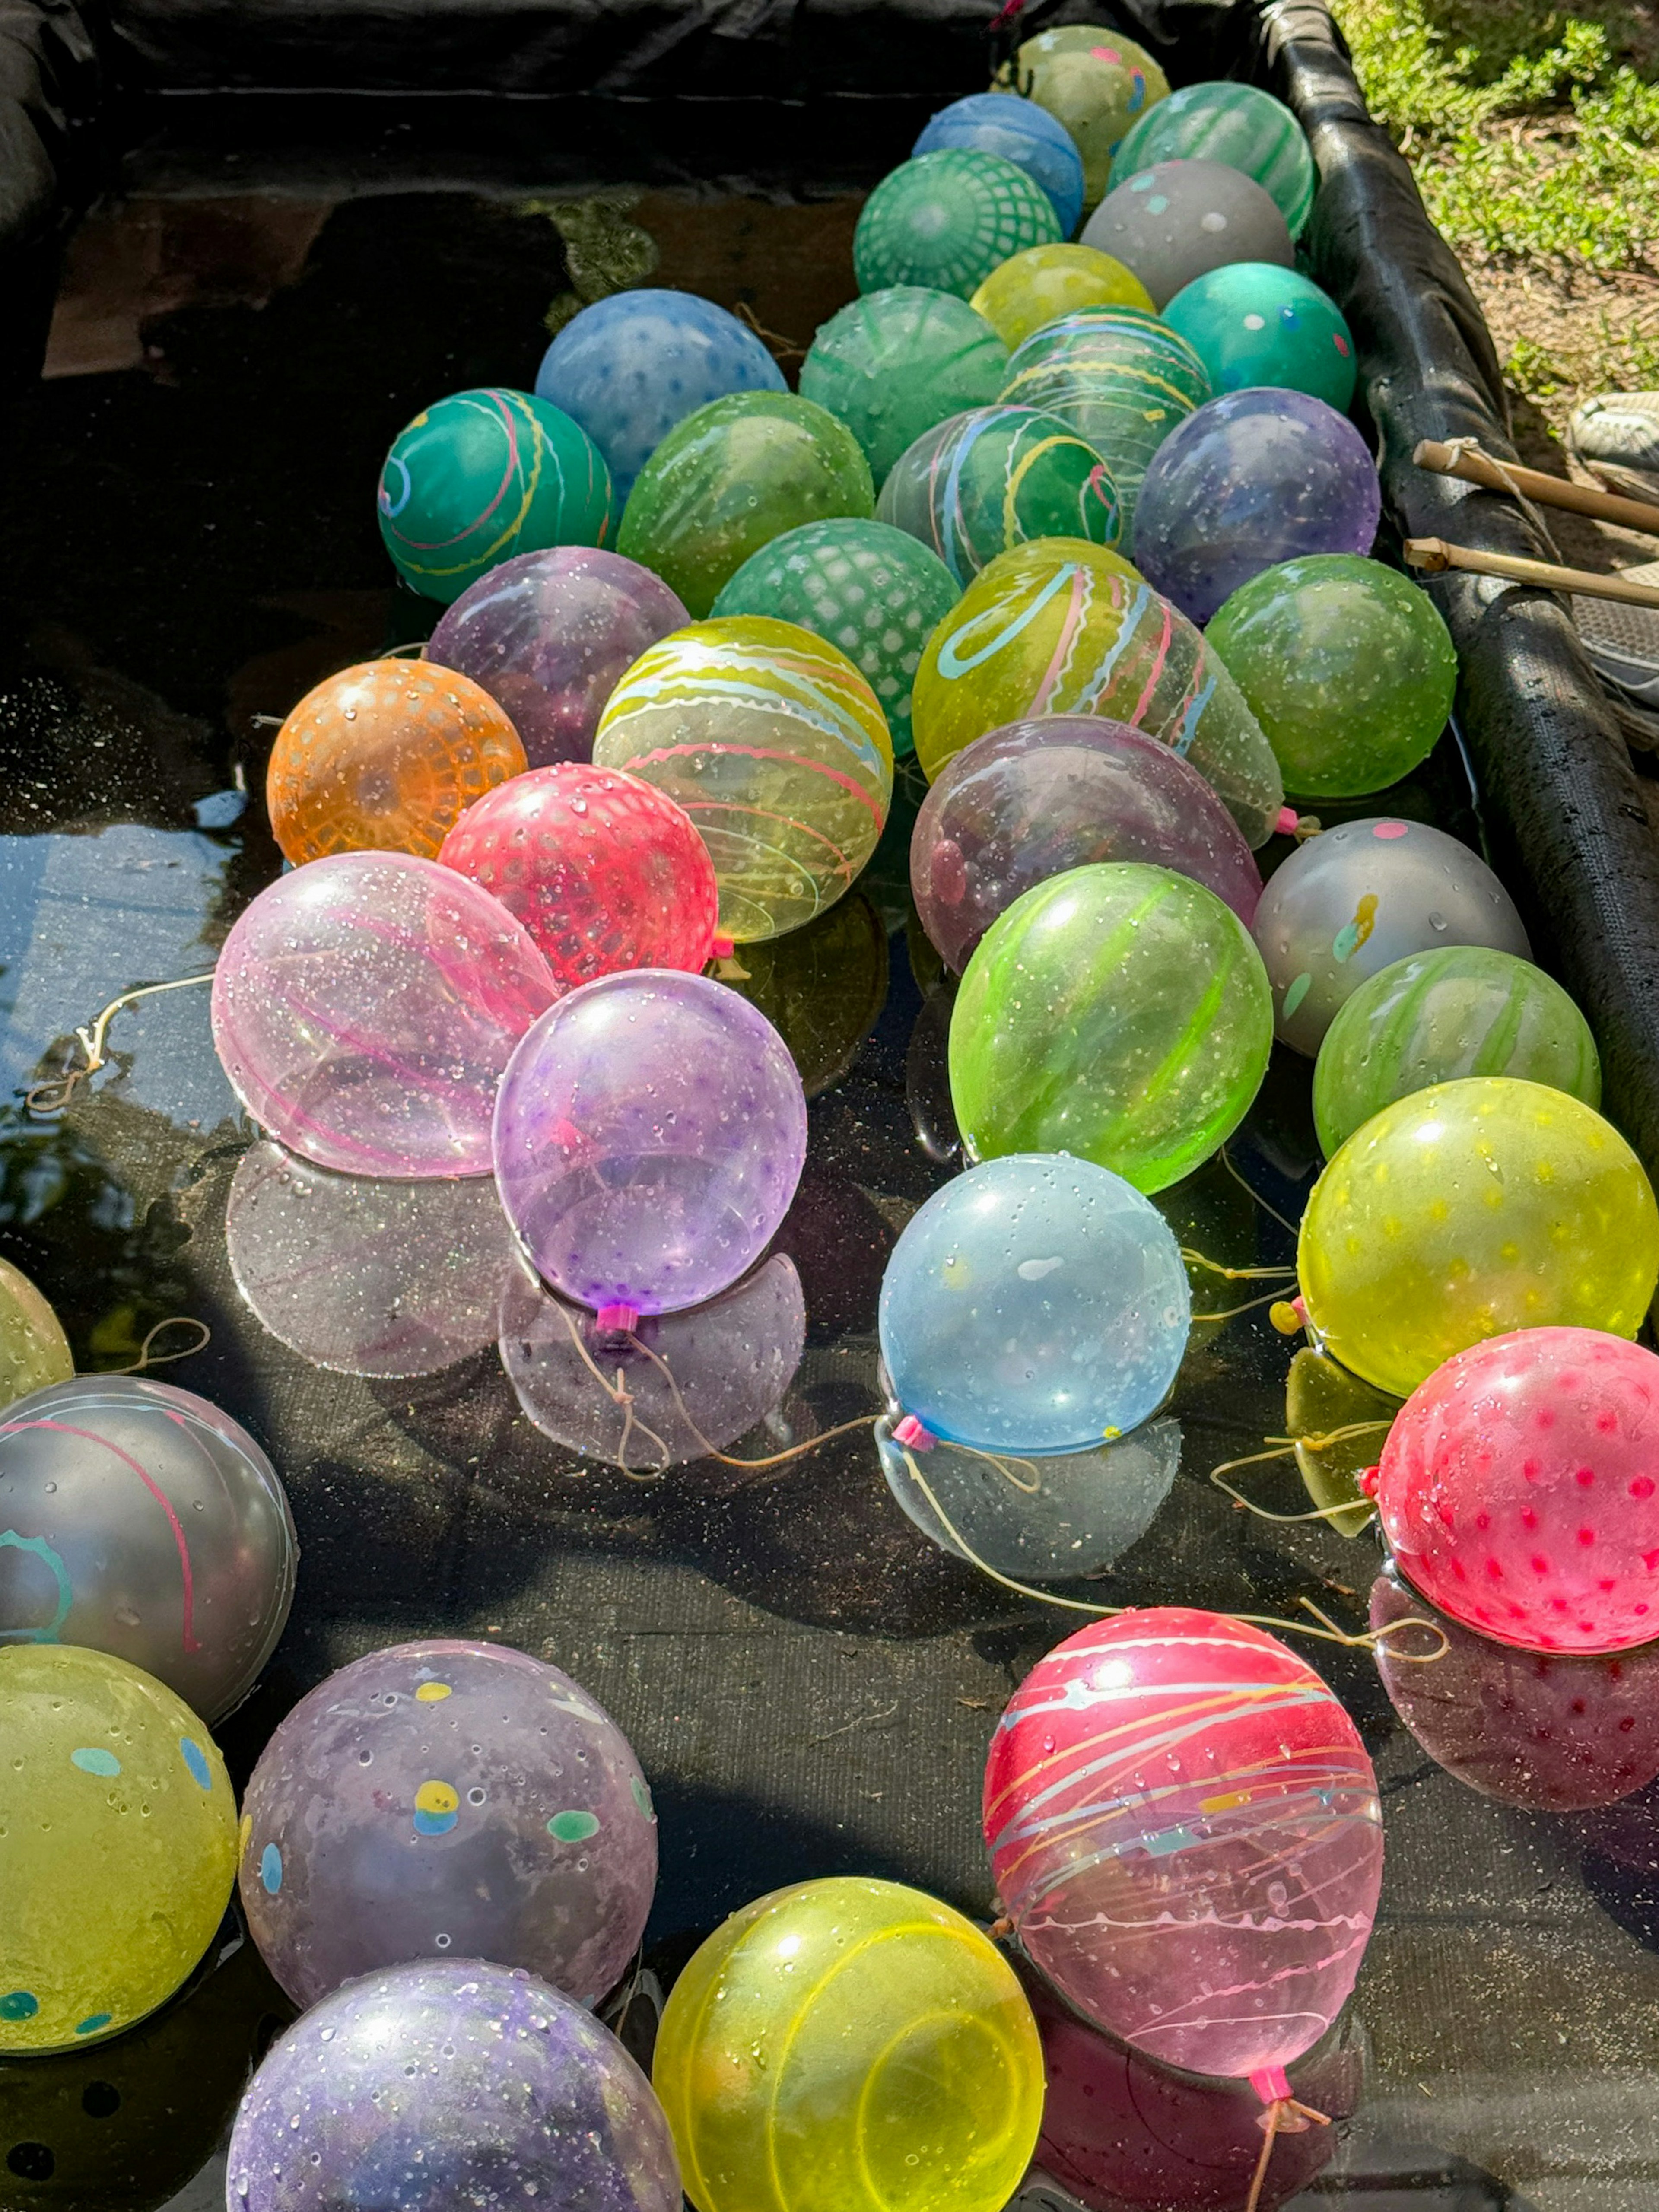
[
  {"x1": 1163, "y1": 262, "x2": 1357, "y2": 412},
  {"x1": 1110, "y1": 81, "x2": 1317, "y2": 238},
  {"x1": 999, "y1": 28, "x2": 1170, "y2": 210},
  {"x1": 854, "y1": 150, "x2": 1063, "y2": 301},
  {"x1": 1082, "y1": 158, "x2": 1294, "y2": 309}
]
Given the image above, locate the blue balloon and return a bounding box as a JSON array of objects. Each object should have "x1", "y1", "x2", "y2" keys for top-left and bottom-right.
[
  {"x1": 877, "y1": 1153, "x2": 1190, "y2": 1456},
  {"x1": 534, "y1": 290, "x2": 788, "y2": 502},
  {"x1": 913, "y1": 93, "x2": 1086, "y2": 238}
]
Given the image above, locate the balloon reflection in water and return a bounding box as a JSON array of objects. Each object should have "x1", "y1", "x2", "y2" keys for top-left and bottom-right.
[
  {"x1": 718, "y1": 895, "x2": 889, "y2": 1099},
  {"x1": 499, "y1": 1255, "x2": 807, "y2": 1472},
  {"x1": 226, "y1": 1142, "x2": 518, "y2": 1378}
]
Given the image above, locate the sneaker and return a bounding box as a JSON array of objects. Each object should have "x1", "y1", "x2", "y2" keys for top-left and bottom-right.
[
  {"x1": 1568, "y1": 392, "x2": 1659, "y2": 502},
  {"x1": 1573, "y1": 557, "x2": 1659, "y2": 707}
]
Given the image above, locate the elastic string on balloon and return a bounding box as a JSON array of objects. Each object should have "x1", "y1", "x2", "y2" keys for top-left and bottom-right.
[
  {"x1": 1245, "y1": 2076, "x2": 1332, "y2": 2212},
  {"x1": 103, "y1": 1318, "x2": 213, "y2": 1375},
  {"x1": 734, "y1": 301, "x2": 807, "y2": 362},
  {"x1": 1209, "y1": 1426, "x2": 1392, "y2": 1524},
  {"x1": 26, "y1": 972, "x2": 218, "y2": 1116},
  {"x1": 1181, "y1": 1247, "x2": 1298, "y2": 1324},
  {"x1": 1218, "y1": 1147, "x2": 1302, "y2": 1239}
]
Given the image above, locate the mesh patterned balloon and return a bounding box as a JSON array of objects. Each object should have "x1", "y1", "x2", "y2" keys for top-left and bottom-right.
[
  {"x1": 1110, "y1": 82, "x2": 1317, "y2": 237},
  {"x1": 594, "y1": 616, "x2": 894, "y2": 942},
  {"x1": 711, "y1": 519, "x2": 957, "y2": 760},
  {"x1": 999, "y1": 29, "x2": 1171, "y2": 208},
  {"x1": 950, "y1": 862, "x2": 1273, "y2": 1191},
  {"x1": 914, "y1": 92, "x2": 1087, "y2": 235},
  {"x1": 854, "y1": 150, "x2": 1063, "y2": 300},
  {"x1": 211, "y1": 852, "x2": 557, "y2": 1178},
  {"x1": 439, "y1": 763, "x2": 718, "y2": 988},
  {"x1": 911, "y1": 540, "x2": 1284, "y2": 847},
  {"x1": 377, "y1": 388, "x2": 612, "y2": 604},
  {"x1": 1298, "y1": 1077, "x2": 1659, "y2": 1398},
  {"x1": 998, "y1": 306, "x2": 1211, "y2": 534},
  {"x1": 266, "y1": 658, "x2": 527, "y2": 864},
  {"x1": 0, "y1": 1258, "x2": 71, "y2": 1413},
  {"x1": 877, "y1": 406, "x2": 1121, "y2": 584},
  {"x1": 239, "y1": 1640, "x2": 657, "y2": 2009},
  {"x1": 1082, "y1": 159, "x2": 1294, "y2": 309},
  {"x1": 617, "y1": 392, "x2": 874, "y2": 619},
  {"x1": 969, "y1": 243, "x2": 1154, "y2": 348},
  {"x1": 1163, "y1": 264, "x2": 1357, "y2": 411},
  {"x1": 798, "y1": 287, "x2": 1008, "y2": 486},
  {"x1": 426, "y1": 547, "x2": 690, "y2": 769},
  {"x1": 984, "y1": 1608, "x2": 1384, "y2": 2081}
]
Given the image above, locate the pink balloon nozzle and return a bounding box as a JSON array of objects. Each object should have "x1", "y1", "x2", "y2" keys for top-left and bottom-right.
[
  {"x1": 1252, "y1": 2065, "x2": 1295, "y2": 2107},
  {"x1": 893, "y1": 1414, "x2": 935, "y2": 1452},
  {"x1": 1357, "y1": 1464, "x2": 1381, "y2": 1498},
  {"x1": 1277, "y1": 807, "x2": 1300, "y2": 836},
  {"x1": 712, "y1": 936, "x2": 735, "y2": 959},
  {"x1": 594, "y1": 1303, "x2": 640, "y2": 1335}
]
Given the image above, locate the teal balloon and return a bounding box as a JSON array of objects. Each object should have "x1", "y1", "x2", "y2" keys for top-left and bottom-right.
[
  {"x1": 1163, "y1": 264, "x2": 1357, "y2": 411},
  {"x1": 799, "y1": 287, "x2": 1008, "y2": 487},
  {"x1": 1110, "y1": 81, "x2": 1316, "y2": 238},
  {"x1": 853, "y1": 150, "x2": 1063, "y2": 301},
  {"x1": 378, "y1": 388, "x2": 613, "y2": 604},
  {"x1": 1312, "y1": 946, "x2": 1602, "y2": 1156}
]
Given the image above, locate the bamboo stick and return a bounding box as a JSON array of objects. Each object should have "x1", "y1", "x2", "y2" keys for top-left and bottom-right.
[
  {"x1": 1403, "y1": 537, "x2": 1659, "y2": 608},
  {"x1": 1413, "y1": 437, "x2": 1659, "y2": 537}
]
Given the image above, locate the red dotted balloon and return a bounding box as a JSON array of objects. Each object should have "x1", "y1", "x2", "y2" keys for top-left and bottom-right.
[
  {"x1": 439, "y1": 764, "x2": 718, "y2": 993},
  {"x1": 1365, "y1": 1327, "x2": 1659, "y2": 1656}
]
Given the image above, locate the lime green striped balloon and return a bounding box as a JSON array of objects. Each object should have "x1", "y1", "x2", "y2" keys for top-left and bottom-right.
[
  {"x1": 1312, "y1": 946, "x2": 1602, "y2": 1156},
  {"x1": 1109, "y1": 82, "x2": 1316, "y2": 238}
]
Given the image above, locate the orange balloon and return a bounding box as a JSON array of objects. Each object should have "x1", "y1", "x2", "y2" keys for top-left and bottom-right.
[{"x1": 267, "y1": 659, "x2": 526, "y2": 864}]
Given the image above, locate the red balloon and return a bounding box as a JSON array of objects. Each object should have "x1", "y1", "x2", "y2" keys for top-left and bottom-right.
[{"x1": 1363, "y1": 1326, "x2": 1659, "y2": 1655}]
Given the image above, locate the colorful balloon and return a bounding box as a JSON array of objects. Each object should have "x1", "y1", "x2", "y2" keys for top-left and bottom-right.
[
  {"x1": 493, "y1": 970, "x2": 807, "y2": 1319},
  {"x1": 798, "y1": 286, "x2": 1007, "y2": 486},
  {"x1": 1133, "y1": 393, "x2": 1381, "y2": 627},
  {"x1": 1298, "y1": 1077, "x2": 1659, "y2": 1398},
  {"x1": 949, "y1": 863, "x2": 1274, "y2": 1189},
  {"x1": 1082, "y1": 158, "x2": 1293, "y2": 309},
  {"x1": 984, "y1": 1608, "x2": 1383, "y2": 2080},
  {"x1": 969, "y1": 242, "x2": 1154, "y2": 349},
  {"x1": 914, "y1": 92, "x2": 1088, "y2": 234},
  {"x1": 854, "y1": 149, "x2": 1063, "y2": 299},
  {"x1": 1163, "y1": 263, "x2": 1357, "y2": 410},
  {"x1": 0, "y1": 1257, "x2": 71, "y2": 1412},
  {"x1": 999, "y1": 28, "x2": 1170, "y2": 208},
  {"x1": 439, "y1": 762, "x2": 718, "y2": 988},
  {"x1": 1252, "y1": 817, "x2": 1531, "y2": 1055},
  {"x1": 1207, "y1": 553, "x2": 1455, "y2": 796},
  {"x1": 227, "y1": 1959, "x2": 681, "y2": 2212},
  {"x1": 910, "y1": 715, "x2": 1262, "y2": 972},
  {"x1": 265, "y1": 657, "x2": 527, "y2": 865},
  {"x1": 426, "y1": 546, "x2": 689, "y2": 769},
  {"x1": 877, "y1": 405, "x2": 1121, "y2": 583},
  {"x1": 1312, "y1": 944, "x2": 1601, "y2": 1155},
  {"x1": 652, "y1": 1876, "x2": 1044, "y2": 2212},
  {"x1": 1110, "y1": 82, "x2": 1317, "y2": 237},
  {"x1": 211, "y1": 851, "x2": 557, "y2": 1178},
  {"x1": 594, "y1": 616, "x2": 894, "y2": 942},
  {"x1": 0, "y1": 1643, "x2": 238, "y2": 2053}
]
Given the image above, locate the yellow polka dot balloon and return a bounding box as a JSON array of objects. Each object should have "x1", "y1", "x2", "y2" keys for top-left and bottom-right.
[{"x1": 1299, "y1": 1076, "x2": 1659, "y2": 1399}]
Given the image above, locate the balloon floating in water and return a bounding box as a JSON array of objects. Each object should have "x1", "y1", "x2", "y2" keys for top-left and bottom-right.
[
  {"x1": 535, "y1": 288, "x2": 787, "y2": 503},
  {"x1": 1312, "y1": 944, "x2": 1601, "y2": 1156},
  {"x1": 984, "y1": 1607, "x2": 1383, "y2": 2081},
  {"x1": 878, "y1": 404, "x2": 1121, "y2": 583},
  {"x1": 800, "y1": 286, "x2": 1008, "y2": 487},
  {"x1": 950, "y1": 862, "x2": 1274, "y2": 1191},
  {"x1": 1252, "y1": 817, "x2": 1531, "y2": 1056},
  {"x1": 855, "y1": 149, "x2": 1063, "y2": 300},
  {"x1": 239, "y1": 1639, "x2": 657, "y2": 2009},
  {"x1": 1298, "y1": 1077, "x2": 1659, "y2": 1398},
  {"x1": 0, "y1": 1256, "x2": 71, "y2": 1413},
  {"x1": 969, "y1": 243, "x2": 1154, "y2": 349},
  {"x1": 914, "y1": 92, "x2": 1088, "y2": 235},
  {"x1": 212, "y1": 852, "x2": 557, "y2": 1178},
  {"x1": 266, "y1": 658, "x2": 527, "y2": 866},
  {"x1": 0, "y1": 1643, "x2": 237, "y2": 2053},
  {"x1": 0, "y1": 1375, "x2": 296, "y2": 1723},
  {"x1": 652, "y1": 1875, "x2": 1044, "y2": 2212},
  {"x1": 493, "y1": 969, "x2": 807, "y2": 1319},
  {"x1": 998, "y1": 28, "x2": 1170, "y2": 209},
  {"x1": 877, "y1": 1152, "x2": 1190, "y2": 1454},
  {"x1": 911, "y1": 715, "x2": 1262, "y2": 973},
  {"x1": 1163, "y1": 262, "x2": 1357, "y2": 411},
  {"x1": 1083, "y1": 157, "x2": 1294, "y2": 308},
  {"x1": 227, "y1": 1959, "x2": 681, "y2": 2212},
  {"x1": 1111, "y1": 80, "x2": 1317, "y2": 237},
  {"x1": 426, "y1": 546, "x2": 689, "y2": 769}
]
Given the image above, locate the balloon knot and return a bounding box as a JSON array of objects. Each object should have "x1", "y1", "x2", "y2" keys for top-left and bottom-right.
[
  {"x1": 1269, "y1": 1296, "x2": 1308, "y2": 1335},
  {"x1": 893, "y1": 1414, "x2": 935, "y2": 1452}
]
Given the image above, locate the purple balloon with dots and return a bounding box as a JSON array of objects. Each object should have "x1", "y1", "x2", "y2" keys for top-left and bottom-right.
[
  {"x1": 1131, "y1": 386, "x2": 1381, "y2": 626},
  {"x1": 492, "y1": 969, "x2": 808, "y2": 1323},
  {"x1": 226, "y1": 1958, "x2": 680, "y2": 2212}
]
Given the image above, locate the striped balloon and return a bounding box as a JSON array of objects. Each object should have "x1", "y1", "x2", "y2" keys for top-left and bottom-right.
[
  {"x1": 1110, "y1": 82, "x2": 1317, "y2": 238},
  {"x1": 983, "y1": 1607, "x2": 1383, "y2": 2085},
  {"x1": 877, "y1": 404, "x2": 1121, "y2": 584}
]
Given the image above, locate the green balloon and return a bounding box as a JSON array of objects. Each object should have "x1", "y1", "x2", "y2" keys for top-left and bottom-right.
[
  {"x1": 1162, "y1": 264, "x2": 1356, "y2": 411},
  {"x1": 949, "y1": 861, "x2": 1274, "y2": 1192},
  {"x1": 1110, "y1": 81, "x2": 1316, "y2": 238},
  {"x1": 1207, "y1": 555, "x2": 1457, "y2": 799},
  {"x1": 711, "y1": 518, "x2": 958, "y2": 758},
  {"x1": 617, "y1": 392, "x2": 873, "y2": 619},
  {"x1": 799, "y1": 287, "x2": 1008, "y2": 487},
  {"x1": 853, "y1": 150, "x2": 1062, "y2": 302},
  {"x1": 878, "y1": 404, "x2": 1121, "y2": 584},
  {"x1": 1312, "y1": 945, "x2": 1602, "y2": 1156}
]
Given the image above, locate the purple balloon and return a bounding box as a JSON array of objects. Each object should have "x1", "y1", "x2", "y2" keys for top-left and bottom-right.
[
  {"x1": 493, "y1": 970, "x2": 808, "y2": 1318},
  {"x1": 1131, "y1": 386, "x2": 1381, "y2": 626},
  {"x1": 911, "y1": 715, "x2": 1263, "y2": 971},
  {"x1": 227, "y1": 1958, "x2": 681, "y2": 2212},
  {"x1": 238, "y1": 1640, "x2": 657, "y2": 2010},
  {"x1": 211, "y1": 852, "x2": 558, "y2": 1178},
  {"x1": 427, "y1": 547, "x2": 690, "y2": 768}
]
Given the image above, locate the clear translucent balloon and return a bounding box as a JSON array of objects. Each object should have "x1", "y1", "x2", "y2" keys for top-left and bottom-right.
[
  {"x1": 877, "y1": 1153, "x2": 1190, "y2": 1453},
  {"x1": 492, "y1": 970, "x2": 808, "y2": 1317},
  {"x1": 1082, "y1": 158, "x2": 1293, "y2": 308},
  {"x1": 1109, "y1": 81, "x2": 1317, "y2": 237},
  {"x1": 1298, "y1": 1076, "x2": 1659, "y2": 1398},
  {"x1": 854, "y1": 150, "x2": 1062, "y2": 299},
  {"x1": 0, "y1": 1256, "x2": 71, "y2": 1412},
  {"x1": 798, "y1": 286, "x2": 1008, "y2": 487},
  {"x1": 227, "y1": 1960, "x2": 681, "y2": 2212},
  {"x1": 210, "y1": 852, "x2": 558, "y2": 1178},
  {"x1": 1163, "y1": 264, "x2": 1356, "y2": 410},
  {"x1": 969, "y1": 244, "x2": 1153, "y2": 349},
  {"x1": 0, "y1": 1375, "x2": 296, "y2": 1722},
  {"x1": 914, "y1": 92, "x2": 1087, "y2": 234},
  {"x1": 238, "y1": 1639, "x2": 657, "y2": 2009},
  {"x1": 877, "y1": 405, "x2": 1121, "y2": 584},
  {"x1": 911, "y1": 714, "x2": 1262, "y2": 972},
  {"x1": 984, "y1": 1608, "x2": 1383, "y2": 2080},
  {"x1": 998, "y1": 29, "x2": 1170, "y2": 209}
]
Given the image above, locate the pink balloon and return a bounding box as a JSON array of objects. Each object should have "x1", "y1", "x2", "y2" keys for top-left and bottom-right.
[
  {"x1": 1362, "y1": 1326, "x2": 1659, "y2": 1656},
  {"x1": 983, "y1": 1606, "x2": 1382, "y2": 2085}
]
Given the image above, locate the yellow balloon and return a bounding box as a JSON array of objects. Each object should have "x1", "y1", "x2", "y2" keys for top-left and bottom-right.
[
  {"x1": 1300, "y1": 1076, "x2": 1659, "y2": 1399},
  {"x1": 970, "y1": 243, "x2": 1154, "y2": 349},
  {"x1": 0, "y1": 1256, "x2": 72, "y2": 1411},
  {"x1": 653, "y1": 1875, "x2": 1043, "y2": 2212}
]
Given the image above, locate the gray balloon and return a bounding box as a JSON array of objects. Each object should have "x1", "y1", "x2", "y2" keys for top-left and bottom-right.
[
  {"x1": 1082, "y1": 158, "x2": 1293, "y2": 308},
  {"x1": 0, "y1": 1375, "x2": 296, "y2": 1722}
]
